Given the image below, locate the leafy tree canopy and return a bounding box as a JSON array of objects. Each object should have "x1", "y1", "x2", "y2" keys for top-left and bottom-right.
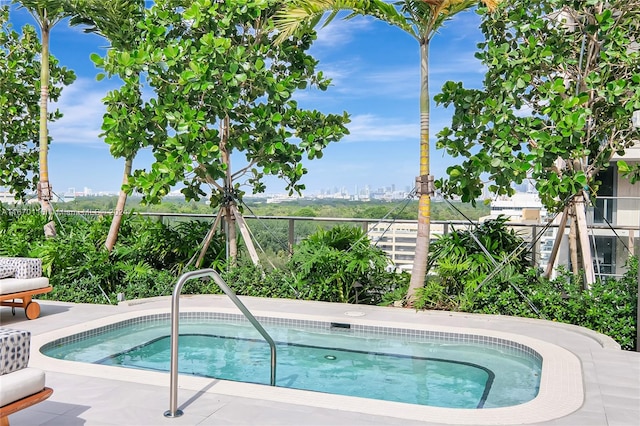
[
  {"x1": 0, "y1": 6, "x2": 75, "y2": 200},
  {"x1": 434, "y1": 0, "x2": 640, "y2": 211},
  {"x1": 93, "y1": 0, "x2": 349, "y2": 208}
]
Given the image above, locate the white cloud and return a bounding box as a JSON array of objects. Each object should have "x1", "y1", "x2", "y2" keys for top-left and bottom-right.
[
  {"x1": 313, "y1": 15, "x2": 374, "y2": 48},
  {"x1": 49, "y1": 78, "x2": 112, "y2": 146},
  {"x1": 343, "y1": 114, "x2": 418, "y2": 143}
]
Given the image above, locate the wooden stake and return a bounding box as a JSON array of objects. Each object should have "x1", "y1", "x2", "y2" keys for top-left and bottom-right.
[
  {"x1": 544, "y1": 205, "x2": 570, "y2": 279},
  {"x1": 233, "y1": 206, "x2": 261, "y2": 266},
  {"x1": 574, "y1": 191, "x2": 596, "y2": 288}
]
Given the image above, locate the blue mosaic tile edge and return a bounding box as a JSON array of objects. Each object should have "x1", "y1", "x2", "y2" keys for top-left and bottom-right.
[{"x1": 40, "y1": 312, "x2": 542, "y2": 363}]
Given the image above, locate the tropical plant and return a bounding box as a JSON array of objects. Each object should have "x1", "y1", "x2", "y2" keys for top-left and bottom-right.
[
  {"x1": 416, "y1": 216, "x2": 530, "y2": 310},
  {"x1": 0, "y1": 206, "x2": 51, "y2": 256},
  {"x1": 13, "y1": 0, "x2": 76, "y2": 236},
  {"x1": 92, "y1": 0, "x2": 350, "y2": 264},
  {"x1": 2, "y1": 206, "x2": 635, "y2": 349},
  {"x1": 414, "y1": 257, "x2": 478, "y2": 311},
  {"x1": 64, "y1": 0, "x2": 146, "y2": 252},
  {"x1": 221, "y1": 260, "x2": 298, "y2": 299},
  {"x1": 434, "y1": 0, "x2": 640, "y2": 284},
  {"x1": 0, "y1": 6, "x2": 74, "y2": 204},
  {"x1": 289, "y1": 225, "x2": 407, "y2": 304},
  {"x1": 273, "y1": 0, "x2": 502, "y2": 305}
]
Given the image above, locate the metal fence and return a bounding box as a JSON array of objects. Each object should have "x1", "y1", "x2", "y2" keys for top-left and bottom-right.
[{"x1": 49, "y1": 208, "x2": 640, "y2": 279}]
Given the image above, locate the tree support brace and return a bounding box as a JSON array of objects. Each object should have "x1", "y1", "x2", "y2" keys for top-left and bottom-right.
[{"x1": 415, "y1": 174, "x2": 435, "y2": 196}]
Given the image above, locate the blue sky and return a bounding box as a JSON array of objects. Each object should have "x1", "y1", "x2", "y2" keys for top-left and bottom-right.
[{"x1": 5, "y1": 3, "x2": 487, "y2": 197}]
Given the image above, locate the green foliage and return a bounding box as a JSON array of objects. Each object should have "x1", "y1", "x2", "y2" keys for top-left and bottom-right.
[
  {"x1": 415, "y1": 258, "x2": 478, "y2": 311},
  {"x1": 220, "y1": 261, "x2": 298, "y2": 299},
  {"x1": 289, "y1": 225, "x2": 408, "y2": 304},
  {"x1": 415, "y1": 216, "x2": 531, "y2": 311},
  {"x1": 470, "y1": 260, "x2": 638, "y2": 351},
  {"x1": 421, "y1": 220, "x2": 637, "y2": 350},
  {"x1": 110, "y1": 216, "x2": 225, "y2": 273},
  {"x1": 53, "y1": 197, "x2": 490, "y2": 222},
  {"x1": 66, "y1": 0, "x2": 143, "y2": 51},
  {"x1": 0, "y1": 7, "x2": 75, "y2": 200},
  {"x1": 95, "y1": 0, "x2": 349, "y2": 208},
  {"x1": 0, "y1": 207, "x2": 225, "y2": 303},
  {"x1": 581, "y1": 260, "x2": 638, "y2": 351},
  {"x1": 416, "y1": 217, "x2": 637, "y2": 350},
  {"x1": 428, "y1": 216, "x2": 530, "y2": 276},
  {"x1": 435, "y1": 0, "x2": 640, "y2": 210}
]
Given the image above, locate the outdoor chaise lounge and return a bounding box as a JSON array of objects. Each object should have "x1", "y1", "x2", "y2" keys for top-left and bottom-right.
[
  {"x1": 0, "y1": 257, "x2": 52, "y2": 320},
  {"x1": 0, "y1": 328, "x2": 52, "y2": 426}
]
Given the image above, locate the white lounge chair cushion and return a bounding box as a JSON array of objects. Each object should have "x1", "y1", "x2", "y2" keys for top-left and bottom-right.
[
  {"x1": 0, "y1": 277, "x2": 50, "y2": 296},
  {"x1": 0, "y1": 328, "x2": 31, "y2": 375},
  {"x1": 0, "y1": 367, "x2": 45, "y2": 407}
]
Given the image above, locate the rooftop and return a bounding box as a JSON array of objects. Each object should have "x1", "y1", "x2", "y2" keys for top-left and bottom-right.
[{"x1": 2, "y1": 295, "x2": 639, "y2": 425}]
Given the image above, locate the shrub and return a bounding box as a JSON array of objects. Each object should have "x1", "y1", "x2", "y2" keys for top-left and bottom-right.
[
  {"x1": 287, "y1": 225, "x2": 408, "y2": 304},
  {"x1": 0, "y1": 208, "x2": 225, "y2": 304},
  {"x1": 471, "y1": 260, "x2": 638, "y2": 351},
  {"x1": 221, "y1": 261, "x2": 298, "y2": 299},
  {"x1": 419, "y1": 216, "x2": 531, "y2": 311}
]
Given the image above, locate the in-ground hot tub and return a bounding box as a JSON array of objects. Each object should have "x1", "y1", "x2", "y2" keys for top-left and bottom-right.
[{"x1": 31, "y1": 302, "x2": 584, "y2": 424}]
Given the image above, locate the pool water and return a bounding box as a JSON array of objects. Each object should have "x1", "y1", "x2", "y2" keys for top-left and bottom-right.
[
  {"x1": 102, "y1": 333, "x2": 493, "y2": 407},
  {"x1": 41, "y1": 316, "x2": 541, "y2": 409}
]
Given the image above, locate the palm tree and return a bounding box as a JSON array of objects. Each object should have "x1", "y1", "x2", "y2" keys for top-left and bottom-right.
[
  {"x1": 15, "y1": 0, "x2": 70, "y2": 236},
  {"x1": 65, "y1": 0, "x2": 144, "y2": 251},
  {"x1": 274, "y1": 0, "x2": 500, "y2": 305}
]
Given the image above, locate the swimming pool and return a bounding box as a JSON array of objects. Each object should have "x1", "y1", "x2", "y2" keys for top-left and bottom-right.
[{"x1": 41, "y1": 311, "x2": 541, "y2": 409}]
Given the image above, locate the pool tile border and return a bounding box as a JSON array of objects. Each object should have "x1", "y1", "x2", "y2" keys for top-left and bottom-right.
[{"x1": 41, "y1": 311, "x2": 542, "y2": 365}]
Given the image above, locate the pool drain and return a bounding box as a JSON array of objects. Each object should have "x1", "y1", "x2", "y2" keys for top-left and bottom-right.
[{"x1": 324, "y1": 355, "x2": 337, "y2": 360}]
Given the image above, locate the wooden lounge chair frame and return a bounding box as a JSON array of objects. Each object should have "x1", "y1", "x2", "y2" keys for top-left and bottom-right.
[
  {"x1": 0, "y1": 387, "x2": 53, "y2": 426},
  {"x1": 0, "y1": 287, "x2": 53, "y2": 320}
]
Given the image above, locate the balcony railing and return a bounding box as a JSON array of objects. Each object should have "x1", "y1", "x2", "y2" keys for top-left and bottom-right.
[{"x1": 18, "y1": 208, "x2": 640, "y2": 279}]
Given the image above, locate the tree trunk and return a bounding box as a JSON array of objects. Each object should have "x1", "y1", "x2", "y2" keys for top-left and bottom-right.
[
  {"x1": 220, "y1": 115, "x2": 238, "y2": 264},
  {"x1": 104, "y1": 157, "x2": 132, "y2": 252},
  {"x1": 225, "y1": 203, "x2": 238, "y2": 265},
  {"x1": 568, "y1": 205, "x2": 579, "y2": 276},
  {"x1": 38, "y1": 24, "x2": 55, "y2": 237},
  {"x1": 406, "y1": 39, "x2": 431, "y2": 305}
]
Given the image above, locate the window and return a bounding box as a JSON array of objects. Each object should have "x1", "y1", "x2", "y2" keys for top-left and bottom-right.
[
  {"x1": 593, "y1": 236, "x2": 615, "y2": 277},
  {"x1": 593, "y1": 166, "x2": 615, "y2": 224}
]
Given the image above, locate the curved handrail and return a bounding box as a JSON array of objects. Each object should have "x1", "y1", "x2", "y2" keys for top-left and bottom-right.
[{"x1": 164, "y1": 269, "x2": 277, "y2": 418}]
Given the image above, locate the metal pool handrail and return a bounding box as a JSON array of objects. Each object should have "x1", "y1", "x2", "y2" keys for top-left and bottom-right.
[{"x1": 164, "y1": 269, "x2": 277, "y2": 418}]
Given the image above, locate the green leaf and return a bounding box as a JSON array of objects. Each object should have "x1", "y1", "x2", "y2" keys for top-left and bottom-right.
[
  {"x1": 90, "y1": 53, "x2": 103, "y2": 66},
  {"x1": 617, "y1": 160, "x2": 630, "y2": 173}
]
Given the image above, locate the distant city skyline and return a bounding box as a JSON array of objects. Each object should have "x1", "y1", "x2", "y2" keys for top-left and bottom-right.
[
  {"x1": 6, "y1": 5, "x2": 489, "y2": 197},
  {"x1": 52, "y1": 181, "x2": 417, "y2": 200}
]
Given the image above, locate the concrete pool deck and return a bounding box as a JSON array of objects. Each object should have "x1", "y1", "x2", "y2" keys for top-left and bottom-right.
[{"x1": 1, "y1": 295, "x2": 639, "y2": 425}]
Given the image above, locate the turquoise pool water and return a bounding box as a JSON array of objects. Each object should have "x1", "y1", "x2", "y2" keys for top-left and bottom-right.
[{"x1": 41, "y1": 313, "x2": 541, "y2": 409}]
